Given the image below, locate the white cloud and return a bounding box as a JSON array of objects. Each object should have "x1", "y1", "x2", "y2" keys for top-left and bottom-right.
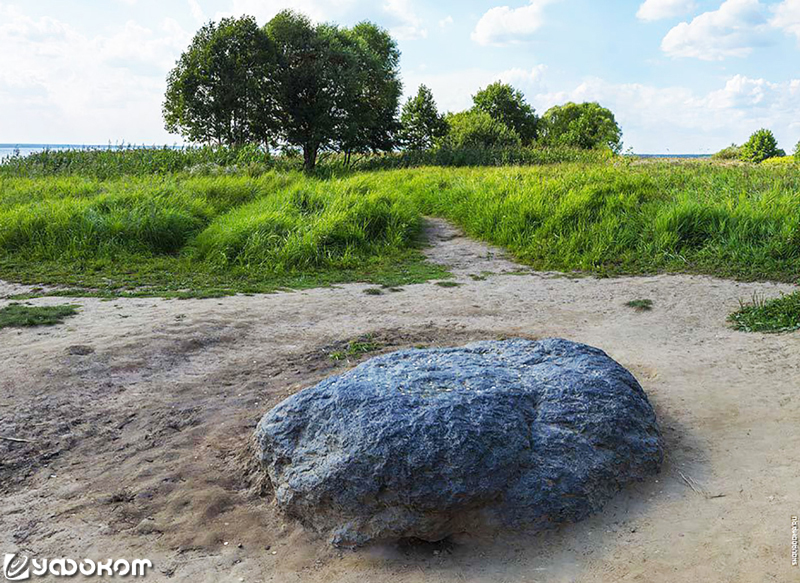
[
  {"x1": 771, "y1": 0, "x2": 800, "y2": 42},
  {"x1": 471, "y1": 0, "x2": 558, "y2": 46},
  {"x1": 535, "y1": 74, "x2": 800, "y2": 153},
  {"x1": 439, "y1": 15, "x2": 454, "y2": 29},
  {"x1": 188, "y1": 0, "x2": 207, "y2": 24},
  {"x1": 661, "y1": 0, "x2": 771, "y2": 60},
  {"x1": 0, "y1": 5, "x2": 190, "y2": 143},
  {"x1": 636, "y1": 0, "x2": 696, "y2": 22},
  {"x1": 383, "y1": 0, "x2": 427, "y2": 40}
]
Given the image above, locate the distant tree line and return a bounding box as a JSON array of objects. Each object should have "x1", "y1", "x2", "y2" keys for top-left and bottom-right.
[
  {"x1": 713, "y1": 129, "x2": 800, "y2": 164},
  {"x1": 164, "y1": 12, "x2": 623, "y2": 171}
]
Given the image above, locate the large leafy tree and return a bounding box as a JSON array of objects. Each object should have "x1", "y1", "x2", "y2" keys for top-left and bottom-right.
[
  {"x1": 265, "y1": 12, "x2": 341, "y2": 171},
  {"x1": 540, "y1": 102, "x2": 623, "y2": 153},
  {"x1": 266, "y1": 11, "x2": 401, "y2": 171},
  {"x1": 164, "y1": 11, "x2": 402, "y2": 171},
  {"x1": 472, "y1": 82, "x2": 538, "y2": 145},
  {"x1": 334, "y1": 22, "x2": 402, "y2": 164},
  {"x1": 163, "y1": 16, "x2": 278, "y2": 147},
  {"x1": 399, "y1": 84, "x2": 448, "y2": 151}
]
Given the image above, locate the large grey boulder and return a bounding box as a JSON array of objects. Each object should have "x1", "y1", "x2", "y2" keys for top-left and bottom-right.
[{"x1": 254, "y1": 338, "x2": 662, "y2": 547}]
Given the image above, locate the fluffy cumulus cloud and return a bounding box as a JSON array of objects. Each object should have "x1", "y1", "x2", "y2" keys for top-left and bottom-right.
[
  {"x1": 771, "y1": 0, "x2": 800, "y2": 42},
  {"x1": 535, "y1": 74, "x2": 800, "y2": 152},
  {"x1": 0, "y1": 3, "x2": 190, "y2": 143},
  {"x1": 471, "y1": 0, "x2": 557, "y2": 46},
  {"x1": 636, "y1": 0, "x2": 696, "y2": 22},
  {"x1": 661, "y1": 0, "x2": 771, "y2": 60},
  {"x1": 383, "y1": 0, "x2": 427, "y2": 40}
]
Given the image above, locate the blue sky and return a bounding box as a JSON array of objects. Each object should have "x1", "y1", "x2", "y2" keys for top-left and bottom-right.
[{"x1": 1, "y1": 0, "x2": 798, "y2": 153}]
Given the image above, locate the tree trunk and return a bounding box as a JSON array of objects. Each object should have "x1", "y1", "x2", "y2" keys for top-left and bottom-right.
[{"x1": 303, "y1": 144, "x2": 318, "y2": 173}]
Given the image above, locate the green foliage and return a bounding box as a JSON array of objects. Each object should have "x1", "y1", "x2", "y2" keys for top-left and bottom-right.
[
  {"x1": 163, "y1": 11, "x2": 402, "y2": 172},
  {"x1": 712, "y1": 144, "x2": 742, "y2": 161},
  {"x1": 472, "y1": 82, "x2": 538, "y2": 145},
  {"x1": 626, "y1": 299, "x2": 653, "y2": 311},
  {"x1": 354, "y1": 146, "x2": 612, "y2": 170},
  {"x1": 729, "y1": 292, "x2": 800, "y2": 333},
  {"x1": 191, "y1": 180, "x2": 419, "y2": 271},
  {"x1": 3, "y1": 162, "x2": 800, "y2": 298},
  {"x1": 399, "y1": 85, "x2": 448, "y2": 151},
  {"x1": 334, "y1": 22, "x2": 403, "y2": 161},
  {"x1": 265, "y1": 11, "x2": 401, "y2": 171},
  {"x1": 739, "y1": 129, "x2": 784, "y2": 163},
  {"x1": 540, "y1": 102, "x2": 623, "y2": 153},
  {"x1": 329, "y1": 333, "x2": 383, "y2": 360},
  {"x1": 794, "y1": 140, "x2": 800, "y2": 162},
  {"x1": 0, "y1": 303, "x2": 79, "y2": 329},
  {"x1": 163, "y1": 16, "x2": 278, "y2": 147},
  {"x1": 444, "y1": 110, "x2": 521, "y2": 150},
  {"x1": 0, "y1": 145, "x2": 277, "y2": 179}
]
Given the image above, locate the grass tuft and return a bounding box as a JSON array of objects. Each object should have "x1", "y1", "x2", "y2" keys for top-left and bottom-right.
[
  {"x1": 625, "y1": 299, "x2": 654, "y2": 311},
  {"x1": 0, "y1": 303, "x2": 79, "y2": 329},
  {"x1": 329, "y1": 334, "x2": 383, "y2": 361},
  {"x1": 729, "y1": 292, "x2": 800, "y2": 333}
]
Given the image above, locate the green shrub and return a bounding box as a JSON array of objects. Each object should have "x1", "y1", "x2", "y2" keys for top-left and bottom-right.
[
  {"x1": 712, "y1": 144, "x2": 742, "y2": 160},
  {"x1": 540, "y1": 102, "x2": 623, "y2": 153},
  {"x1": 0, "y1": 145, "x2": 276, "y2": 179},
  {"x1": 794, "y1": 140, "x2": 800, "y2": 162},
  {"x1": 740, "y1": 129, "x2": 784, "y2": 163},
  {"x1": 443, "y1": 110, "x2": 521, "y2": 150}
]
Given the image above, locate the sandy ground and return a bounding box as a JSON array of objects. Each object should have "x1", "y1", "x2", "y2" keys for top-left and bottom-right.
[{"x1": 1, "y1": 219, "x2": 799, "y2": 582}]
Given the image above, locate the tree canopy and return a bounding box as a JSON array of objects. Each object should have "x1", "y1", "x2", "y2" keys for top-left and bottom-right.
[
  {"x1": 444, "y1": 110, "x2": 521, "y2": 150},
  {"x1": 164, "y1": 11, "x2": 402, "y2": 171},
  {"x1": 163, "y1": 16, "x2": 278, "y2": 147},
  {"x1": 472, "y1": 82, "x2": 538, "y2": 145},
  {"x1": 399, "y1": 85, "x2": 448, "y2": 151},
  {"x1": 163, "y1": 13, "x2": 628, "y2": 170},
  {"x1": 739, "y1": 129, "x2": 784, "y2": 163},
  {"x1": 540, "y1": 102, "x2": 623, "y2": 153}
]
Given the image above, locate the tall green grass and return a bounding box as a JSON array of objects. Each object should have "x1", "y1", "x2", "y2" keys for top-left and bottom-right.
[
  {"x1": 0, "y1": 145, "x2": 611, "y2": 179},
  {"x1": 0, "y1": 161, "x2": 798, "y2": 296},
  {"x1": 0, "y1": 145, "x2": 279, "y2": 180}
]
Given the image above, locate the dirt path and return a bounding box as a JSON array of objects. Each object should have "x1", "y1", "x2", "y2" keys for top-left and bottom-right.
[{"x1": 1, "y1": 220, "x2": 799, "y2": 582}]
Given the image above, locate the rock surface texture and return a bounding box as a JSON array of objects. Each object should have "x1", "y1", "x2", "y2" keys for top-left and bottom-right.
[{"x1": 254, "y1": 338, "x2": 663, "y2": 547}]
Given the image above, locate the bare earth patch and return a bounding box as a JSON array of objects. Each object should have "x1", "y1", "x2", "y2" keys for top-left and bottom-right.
[{"x1": 1, "y1": 220, "x2": 798, "y2": 582}]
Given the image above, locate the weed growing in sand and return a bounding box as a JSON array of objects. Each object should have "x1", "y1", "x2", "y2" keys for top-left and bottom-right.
[
  {"x1": 435, "y1": 281, "x2": 462, "y2": 288},
  {"x1": 729, "y1": 292, "x2": 800, "y2": 333},
  {"x1": 329, "y1": 334, "x2": 383, "y2": 361},
  {"x1": 363, "y1": 288, "x2": 383, "y2": 295},
  {"x1": 0, "y1": 303, "x2": 79, "y2": 328},
  {"x1": 626, "y1": 299, "x2": 654, "y2": 311}
]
